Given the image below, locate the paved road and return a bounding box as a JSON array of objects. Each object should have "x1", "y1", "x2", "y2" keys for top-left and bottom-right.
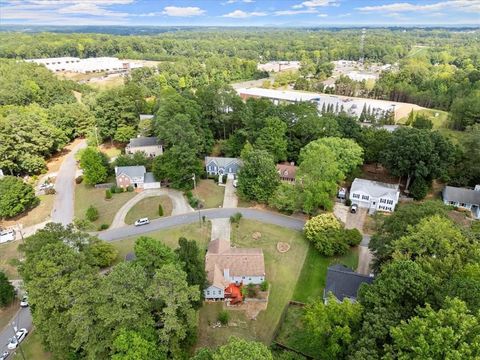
[
  {"x1": 99, "y1": 208, "x2": 305, "y2": 242},
  {"x1": 110, "y1": 188, "x2": 193, "y2": 229},
  {"x1": 51, "y1": 140, "x2": 87, "y2": 225},
  {"x1": 0, "y1": 307, "x2": 33, "y2": 356}
]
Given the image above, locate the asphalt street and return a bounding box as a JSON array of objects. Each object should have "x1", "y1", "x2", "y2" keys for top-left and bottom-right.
[
  {"x1": 50, "y1": 140, "x2": 87, "y2": 225},
  {"x1": 0, "y1": 307, "x2": 32, "y2": 357},
  {"x1": 99, "y1": 208, "x2": 306, "y2": 242}
]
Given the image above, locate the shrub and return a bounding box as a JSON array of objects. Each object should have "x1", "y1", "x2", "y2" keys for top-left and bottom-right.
[
  {"x1": 247, "y1": 283, "x2": 257, "y2": 297},
  {"x1": 73, "y1": 217, "x2": 93, "y2": 231},
  {"x1": 260, "y1": 280, "x2": 269, "y2": 291},
  {"x1": 126, "y1": 185, "x2": 134, "y2": 192},
  {"x1": 185, "y1": 190, "x2": 193, "y2": 199},
  {"x1": 114, "y1": 186, "x2": 124, "y2": 193},
  {"x1": 218, "y1": 310, "x2": 230, "y2": 325},
  {"x1": 410, "y1": 177, "x2": 429, "y2": 200},
  {"x1": 0, "y1": 176, "x2": 39, "y2": 218},
  {"x1": 85, "y1": 205, "x2": 99, "y2": 222},
  {"x1": 110, "y1": 185, "x2": 117, "y2": 193},
  {"x1": 230, "y1": 212, "x2": 243, "y2": 225},
  {"x1": 99, "y1": 224, "x2": 109, "y2": 230},
  {"x1": 345, "y1": 228, "x2": 362, "y2": 246},
  {"x1": 45, "y1": 188, "x2": 56, "y2": 195},
  {"x1": 241, "y1": 286, "x2": 248, "y2": 298},
  {"x1": 188, "y1": 196, "x2": 199, "y2": 208},
  {"x1": 158, "y1": 204, "x2": 164, "y2": 216},
  {"x1": 345, "y1": 198, "x2": 352, "y2": 206},
  {"x1": 75, "y1": 175, "x2": 83, "y2": 184},
  {"x1": 0, "y1": 270, "x2": 15, "y2": 307},
  {"x1": 304, "y1": 213, "x2": 342, "y2": 242},
  {"x1": 105, "y1": 189, "x2": 112, "y2": 199}
]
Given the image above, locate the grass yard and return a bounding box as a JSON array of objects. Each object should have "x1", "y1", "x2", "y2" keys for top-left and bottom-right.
[
  {"x1": 195, "y1": 180, "x2": 225, "y2": 209},
  {"x1": 74, "y1": 183, "x2": 136, "y2": 229},
  {"x1": 124, "y1": 196, "x2": 173, "y2": 225},
  {"x1": 13, "y1": 330, "x2": 51, "y2": 360},
  {"x1": 0, "y1": 194, "x2": 54, "y2": 229},
  {"x1": 111, "y1": 222, "x2": 211, "y2": 262},
  {"x1": 98, "y1": 143, "x2": 124, "y2": 159},
  {"x1": 292, "y1": 245, "x2": 359, "y2": 303},
  {"x1": 0, "y1": 241, "x2": 22, "y2": 279},
  {"x1": 197, "y1": 220, "x2": 309, "y2": 348}
]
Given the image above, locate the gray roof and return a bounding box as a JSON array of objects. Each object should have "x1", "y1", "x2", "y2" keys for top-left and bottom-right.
[
  {"x1": 144, "y1": 172, "x2": 157, "y2": 183},
  {"x1": 115, "y1": 166, "x2": 146, "y2": 178},
  {"x1": 351, "y1": 178, "x2": 399, "y2": 198},
  {"x1": 128, "y1": 136, "x2": 162, "y2": 147},
  {"x1": 139, "y1": 114, "x2": 154, "y2": 120},
  {"x1": 205, "y1": 157, "x2": 241, "y2": 168},
  {"x1": 443, "y1": 186, "x2": 480, "y2": 205},
  {"x1": 324, "y1": 264, "x2": 374, "y2": 301}
]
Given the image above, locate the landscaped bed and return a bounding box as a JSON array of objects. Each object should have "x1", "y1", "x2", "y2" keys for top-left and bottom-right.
[
  {"x1": 124, "y1": 196, "x2": 173, "y2": 225},
  {"x1": 74, "y1": 183, "x2": 136, "y2": 229}
]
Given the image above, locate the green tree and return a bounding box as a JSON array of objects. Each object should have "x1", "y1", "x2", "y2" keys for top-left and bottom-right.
[
  {"x1": 385, "y1": 298, "x2": 480, "y2": 359},
  {"x1": 313, "y1": 137, "x2": 364, "y2": 175},
  {"x1": 412, "y1": 114, "x2": 433, "y2": 129},
  {"x1": 359, "y1": 128, "x2": 392, "y2": 165},
  {"x1": 48, "y1": 102, "x2": 94, "y2": 139},
  {"x1": 114, "y1": 125, "x2": 137, "y2": 143},
  {"x1": 269, "y1": 182, "x2": 302, "y2": 214},
  {"x1": 304, "y1": 294, "x2": 363, "y2": 359},
  {"x1": 0, "y1": 176, "x2": 38, "y2": 218},
  {"x1": 212, "y1": 337, "x2": 273, "y2": 360},
  {"x1": 134, "y1": 236, "x2": 176, "y2": 276},
  {"x1": 255, "y1": 116, "x2": 288, "y2": 162},
  {"x1": 85, "y1": 205, "x2": 99, "y2": 221},
  {"x1": 112, "y1": 328, "x2": 163, "y2": 360},
  {"x1": 237, "y1": 148, "x2": 279, "y2": 203},
  {"x1": 175, "y1": 237, "x2": 207, "y2": 293},
  {"x1": 79, "y1": 147, "x2": 109, "y2": 185},
  {"x1": 0, "y1": 270, "x2": 15, "y2": 307},
  {"x1": 450, "y1": 91, "x2": 480, "y2": 130}
]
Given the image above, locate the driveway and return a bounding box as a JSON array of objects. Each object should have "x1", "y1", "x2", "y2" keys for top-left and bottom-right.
[
  {"x1": 110, "y1": 189, "x2": 193, "y2": 229},
  {"x1": 343, "y1": 207, "x2": 373, "y2": 275},
  {"x1": 210, "y1": 218, "x2": 231, "y2": 242},
  {"x1": 222, "y1": 178, "x2": 238, "y2": 208},
  {"x1": 50, "y1": 140, "x2": 87, "y2": 225},
  {"x1": 99, "y1": 208, "x2": 305, "y2": 242}
]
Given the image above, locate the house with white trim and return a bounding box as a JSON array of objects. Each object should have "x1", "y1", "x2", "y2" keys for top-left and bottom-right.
[
  {"x1": 114, "y1": 166, "x2": 160, "y2": 190},
  {"x1": 205, "y1": 157, "x2": 241, "y2": 180},
  {"x1": 349, "y1": 178, "x2": 400, "y2": 213},
  {"x1": 443, "y1": 185, "x2": 480, "y2": 219},
  {"x1": 126, "y1": 136, "x2": 163, "y2": 158}
]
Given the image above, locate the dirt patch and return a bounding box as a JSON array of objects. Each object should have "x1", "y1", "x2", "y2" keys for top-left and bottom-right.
[
  {"x1": 252, "y1": 231, "x2": 262, "y2": 240},
  {"x1": 45, "y1": 138, "x2": 84, "y2": 173},
  {"x1": 228, "y1": 300, "x2": 268, "y2": 320},
  {"x1": 360, "y1": 164, "x2": 400, "y2": 186},
  {"x1": 277, "y1": 242, "x2": 291, "y2": 253}
]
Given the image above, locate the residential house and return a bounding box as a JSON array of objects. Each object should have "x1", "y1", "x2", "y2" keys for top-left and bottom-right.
[
  {"x1": 114, "y1": 166, "x2": 160, "y2": 190},
  {"x1": 204, "y1": 238, "x2": 265, "y2": 301},
  {"x1": 205, "y1": 157, "x2": 241, "y2": 179},
  {"x1": 349, "y1": 178, "x2": 400, "y2": 213},
  {"x1": 126, "y1": 137, "x2": 163, "y2": 158},
  {"x1": 276, "y1": 163, "x2": 297, "y2": 182},
  {"x1": 323, "y1": 264, "x2": 374, "y2": 303},
  {"x1": 139, "y1": 114, "x2": 154, "y2": 121},
  {"x1": 443, "y1": 185, "x2": 480, "y2": 219}
]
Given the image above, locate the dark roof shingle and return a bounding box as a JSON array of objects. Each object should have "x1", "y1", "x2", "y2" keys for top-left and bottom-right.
[{"x1": 324, "y1": 264, "x2": 374, "y2": 301}]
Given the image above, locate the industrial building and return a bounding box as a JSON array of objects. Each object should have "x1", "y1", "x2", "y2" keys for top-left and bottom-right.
[{"x1": 25, "y1": 57, "x2": 143, "y2": 74}]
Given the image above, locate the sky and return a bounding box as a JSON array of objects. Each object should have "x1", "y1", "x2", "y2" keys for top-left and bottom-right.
[{"x1": 1, "y1": 0, "x2": 479, "y2": 27}]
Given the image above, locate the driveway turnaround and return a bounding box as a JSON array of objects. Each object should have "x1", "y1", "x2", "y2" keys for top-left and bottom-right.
[
  {"x1": 51, "y1": 140, "x2": 87, "y2": 225},
  {"x1": 99, "y1": 208, "x2": 305, "y2": 242},
  {"x1": 110, "y1": 189, "x2": 193, "y2": 229}
]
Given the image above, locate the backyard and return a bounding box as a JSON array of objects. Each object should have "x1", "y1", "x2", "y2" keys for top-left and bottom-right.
[
  {"x1": 124, "y1": 196, "x2": 173, "y2": 225},
  {"x1": 74, "y1": 183, "x2": 137, "y2": 229},
  {"x1": 0, "y1": 240, "x2": 21, "y2": 279},
  {"x1": 194, "y1": 180, "x2": 225, "y2": 209}
]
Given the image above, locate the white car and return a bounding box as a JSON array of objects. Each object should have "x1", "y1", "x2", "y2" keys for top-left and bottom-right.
[
  {"x1": 39, "y1": 183, "x2": 54, "y2": 191},
  {"x1": 20, "y1": 296, "x2": 28, "y2": 308},
  {"x1": 7, "y1": 328, "x2": 28, "y2": 350},
  {"x1": 1, "y1": 351, "x2": 9, "y2": 360},
  {"x1": 0, "y1": 229, "x2": 15, "y2": 243},
  {"x1": 134, "y1": 218, "x2": 150, "y2": 226},
  {"x1": 233, "y1": 179, "x2": 238, "y2": 188}
]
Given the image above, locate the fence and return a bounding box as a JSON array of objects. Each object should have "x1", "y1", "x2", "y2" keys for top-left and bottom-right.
[{"x1": 94, "y1": 183, "x2": 115, "y2": 189}]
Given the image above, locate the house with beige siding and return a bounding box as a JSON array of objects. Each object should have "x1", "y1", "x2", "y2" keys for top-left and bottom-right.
[{"x1": 126, "y1": 137, "x2": 163, "y2": 158}]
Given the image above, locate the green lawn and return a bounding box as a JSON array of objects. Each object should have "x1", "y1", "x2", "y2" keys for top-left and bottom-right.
[
  {"x1": 292, "y1": 245, "x2": 359, "y2": 303},
  {"x1": 74, "y1": 183, "x2": 136, "y2": 229},
  {"x1": 0, "y1": 241, "x2": 21, "y2": 279},
  {"x1": 197, "y1": 219, "x2": 309, "y2": 348},
  {"x1": 124, "y1": 196, "x2": 173, "y2": 225},
  {"x1": 13, "y1": 330, "x2": 51, "y2": 360},
  {"x1": 195, "y1": 180, "x2": 225, "y2": 209}
]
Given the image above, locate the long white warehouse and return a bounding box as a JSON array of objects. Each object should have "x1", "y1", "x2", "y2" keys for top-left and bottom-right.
[{"x1": 25, "y1": 57, "x2": 143, "y2": 74}]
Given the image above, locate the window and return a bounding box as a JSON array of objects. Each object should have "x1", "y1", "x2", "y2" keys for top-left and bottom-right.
[
  {"x1": 380, "y1": 199, "x2": 386, "y2": 204},
  {"x1": 206, "y1": 291, "x2": 210, "y2": 295},
  {"x1": 387, "y1": 200, "x2": 394, "y2": 205},
  {"x1": 362, "y1": 195, "x2": 369, "y2": 200},
  {"x1": 385, "y1": 207, "x2": 392, "y2": 211},
  {"x1": 352, "y1": 194, "x2": 360, "y2": 199},
  {"x1": 208, "y1": 166, "x2": 212, "y2": 171},
  {"x1": 460, "y1": 203, "x2": 466, "y2": 207},
  {"x1": 229, "y1": 168, "x2": 232, "y2": 173}
]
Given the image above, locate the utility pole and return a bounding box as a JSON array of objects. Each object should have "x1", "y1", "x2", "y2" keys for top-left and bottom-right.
[
  {"x1": 11, "y1": 322, "x2": 26, "y2": 360},
  {"x1": 192, "y1": 174, "x2": 201, "y2": 225},
  {"x1": 15, "y1": 222, "x2": 24, "y2": 244}
]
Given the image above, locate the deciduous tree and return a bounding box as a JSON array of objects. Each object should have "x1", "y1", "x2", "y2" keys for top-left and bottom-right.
[{"x1": 0, "y1": 176, "x2": 38, "y2": 218}]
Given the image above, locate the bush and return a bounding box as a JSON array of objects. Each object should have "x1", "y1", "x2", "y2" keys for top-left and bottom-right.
[
  {"x1": 75, "y1": 175, "x2": 83, "y2": 184},
  {"x1": 260, "y1": 281, "x2": 269, "y2": 291},
  {"x1": 218, "y1": 310, "x2": 230, "y2": 325},
  {"x1": 345, "y1": 198, "x2": 352, "y2": 206},
  {"x1": 0, "y1": 176, "x2": 39, "y2": 218},
  {"x1": 105, "y1": 189, "x2": 112, "y2": 199},
  {"x1": 185, "y1": 190, "x2": 193, "y2": 199},
  {"x1": 114, "y1": 186, "x2": 124, "y2": 193},
  {"x1": 304, "y1": 213, "x2": 342, "y2": 242},
  {"x1": 230, "y1": 212, "x2": 243, "y2": 225},
  {"x1": 98, "y1": 224, "x2": 109, "y2": 230},
  {"x1": 345, "y1": 228, "x2": 362, "y2": 246},
  {"x1": 45, "y1": 188, "x2": 56, "y2": 195},
  {"x1": 73, "y1": 217, "x2": 93, "y2": 231},
  {"x1": 158, "y1": 204, "x2": 164, "y2": 216},
  {"x1": 85, "y1": 205, "x2": 99, "y2": 222},
  {"x1": 126, "y1": 185, "x2": 134, "y2": 192},
  {"x1": 0, "y1": 270, "x2": 15, "y2": 307},
  {"x1": 110, "y1": 185, "x2": 117, "y2": 193},
  {"x1": 247, "y1": 283, "x2": 257, "y2": 297},
  {"x1": 410, "y1": 177, "x2": 429, "y2": 200}
]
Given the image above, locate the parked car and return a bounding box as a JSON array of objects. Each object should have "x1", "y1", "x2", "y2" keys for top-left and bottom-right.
[
  {"x1": 134, "y1": 218, "x2": 150, "y2": 226},
  {"x1": 350, "y1": 204, "x2": 358, "y2": 214},
  {"x1": 39, "y1": 183, "x2": 54, "y2": 191},
  {"x1": 7, "y1": 328, "x2": 28, "y2": 350},
  {"x1": 233, "y1": 179, "x2": 238, "y2": 188},
  {"x1": 1, "y1": 351, "x2": 9, "y2": 360},
  {"x1": 20, "y1": 296, "x2": 28, "y2": 308},
  {"x1": 0, "y1": 229, "x2": 15, "y2": 244}
]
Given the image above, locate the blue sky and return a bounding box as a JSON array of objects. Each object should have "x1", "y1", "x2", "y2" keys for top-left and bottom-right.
[{"x1": 1, "y1": 0, "x2": 479, "y2": 26}]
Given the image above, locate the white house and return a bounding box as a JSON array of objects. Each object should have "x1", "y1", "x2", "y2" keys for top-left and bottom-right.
[
  {"x1": 114, "y1": 166, "x2": 160, "y2": 190},
  {"x1": 204, "y1": 239, "x2": 265, "y2": 300},
  {"x1": 126, "y1": 137, "x2": 163, "y2": 157},
  {"x1": 443, "y1": 185, "x2": 480, "y2": 219},
  {"x1": 350, "y1": 178, "x2": 400, "y2": 213}
]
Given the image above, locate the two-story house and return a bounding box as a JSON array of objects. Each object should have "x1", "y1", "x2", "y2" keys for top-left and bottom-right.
[
  {"x1": 115, "y1": 166, "x2": 160, "y2": 190},
  {"x1": 443, "y1": 185, "x2": 480, "y2": 219},
  {"x1": 205, "y1": 157, "x2": 242, "y2": 179},
  {"x1": 349, "y1": 178, "x2": 400, "y2": 213},
  {"x1": 126, "y1": 137, "x2": 163, "y2": 158}
]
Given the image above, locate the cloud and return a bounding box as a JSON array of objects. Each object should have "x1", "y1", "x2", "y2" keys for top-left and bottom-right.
[
  {"x1": 225, "y1": 0, "x2": 254, "y2": 3},
  {"x1": 222, "y1": 9, "x2": 267, "y2": 18},
  {"x1": 274, "y1": 8, "x2": 318, "y2": 15},
  {"x1": 293, "y1": 0, "x2": 339, "y2": 8},
  {"x1": 357, "y1": 0, "x2": 480, "y2": 13},
  {"x1": 318, "y1": 13, "x2": 328, "y2": 17},
  {"x1": 58, "y1": 3, "x2": 128, "y2": 17},
  {"x1": 162, "y1": 6, "x2": 206, "y2": 17}
]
